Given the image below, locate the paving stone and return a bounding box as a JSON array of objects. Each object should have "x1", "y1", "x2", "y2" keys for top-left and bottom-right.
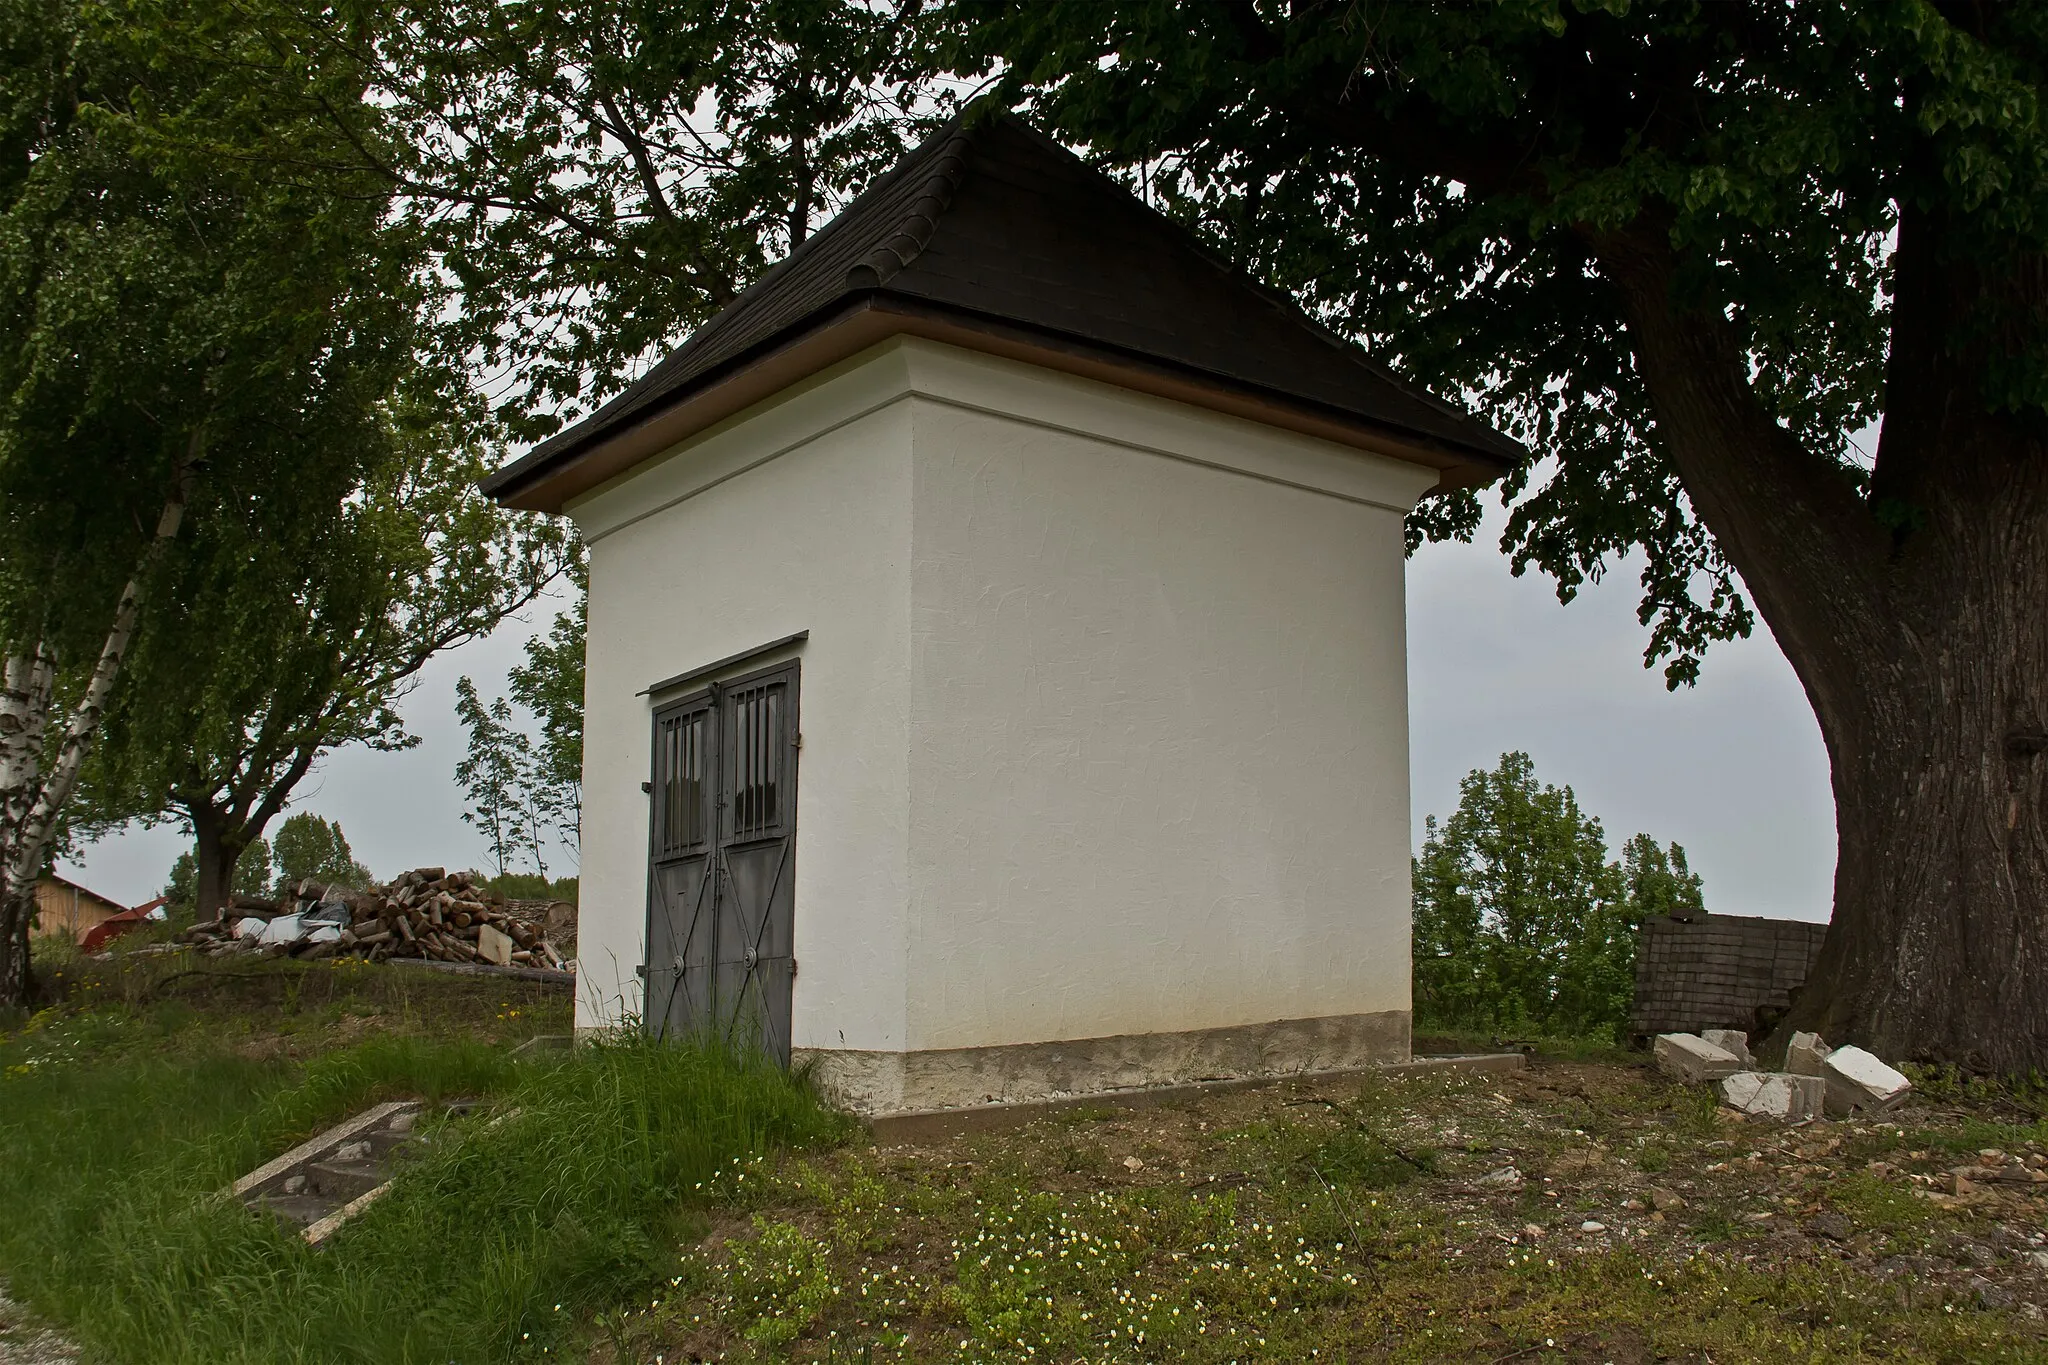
[
  {"x1": 0, "y1": 1282, "x2": 77, "y2": 1365},
  {"x1": 1823, "y1": 1045, "x2": 1913, "y2": 1116},
  {"x1": 1653, "y1": 1033, "x2": 1744, "y2": 1085}
]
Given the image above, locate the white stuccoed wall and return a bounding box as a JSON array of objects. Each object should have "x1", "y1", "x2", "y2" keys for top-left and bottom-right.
[
  {"x1": 568, "y1": 352, "x2": 917, "y2": 1043},
  {"x1": 567, "y1": 337, "x2": 1436, "y2": 1056},
  {"x1": 902, "y1": 346, "x2": 1432, "y2": 1050}
]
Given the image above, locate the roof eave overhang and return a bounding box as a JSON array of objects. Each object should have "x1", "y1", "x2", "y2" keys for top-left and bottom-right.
[{"x1": 483, "y1": 295, "x2": 1521, "y2": 515}]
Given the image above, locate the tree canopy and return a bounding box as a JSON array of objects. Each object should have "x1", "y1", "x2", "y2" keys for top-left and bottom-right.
[
  {"x1": 959, "y1": 1, "x2": 2048, "y2": 1067},
  {"x1": 283, "y1": 0, "x2": 942, "y2": 438},
  {"x1": 269, "y1": 814, "x2": 373, "y2": 892},
  {"x1": 82, "y1": 385, "x2": 571, "y2": 921},
  {"x1": 0, "y1": 0, "x2": 422, "y2": 999}
]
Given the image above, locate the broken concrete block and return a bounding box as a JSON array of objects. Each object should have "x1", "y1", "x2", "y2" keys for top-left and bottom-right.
[
  {"x1": 1717, "y1": 1070, "x2": 1826, "y2": 1120},
  {"x1": 1786, "y1": 1031, "x2": 1832, "y2": 1077},
  {"x1": 1823, "y1": 1045, "x2": 1913, "y2": 1116},
  {"x1": 1701, "y1": 1029, "x2": 1755, "y2": 1067},
  {"x1": 1654, "y1": 1033, "x2": 1744, "y2": 1085}
]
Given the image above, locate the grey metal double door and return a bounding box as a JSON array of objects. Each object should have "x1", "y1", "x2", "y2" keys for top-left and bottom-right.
[{"x1": 646, "y1": 661, "x2": 798, "y2": 1063}]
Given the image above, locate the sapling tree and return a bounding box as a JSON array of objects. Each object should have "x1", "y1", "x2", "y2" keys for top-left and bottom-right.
[
  {"x1": 505, "y1": 560, "x2": 586, "y2": 857},
  {"x1": 454, "y1": 676, "x2": 545, "y2": 879},
  {"x1": 453, "y1": 553, "x2": 586, "y2": 878}
]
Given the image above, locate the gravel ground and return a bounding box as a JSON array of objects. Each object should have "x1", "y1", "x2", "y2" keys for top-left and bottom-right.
[
  {"x1": 0, "y1": 1286, "x2": 75, "y2": 1365},
  {"x1": 603, "y1": 1054, "x2": 2048, "y2": 1361}
]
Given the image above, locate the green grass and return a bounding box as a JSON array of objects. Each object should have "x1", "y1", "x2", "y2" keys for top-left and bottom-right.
[
  {"x1": 0, "y1": 949, "x2": 849, "y2": 1364},
  {"x1": 1412, "y1": 1024, "x2": 1637, "y2": 1064},
  {"x1": 616, "y1": 1141, "x2": 2033, "y2": 1364}
]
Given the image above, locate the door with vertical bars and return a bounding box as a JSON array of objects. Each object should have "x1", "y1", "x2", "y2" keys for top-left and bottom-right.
[{"x1": 646, "y1": 660, "x2": 798, "y2": 1064}]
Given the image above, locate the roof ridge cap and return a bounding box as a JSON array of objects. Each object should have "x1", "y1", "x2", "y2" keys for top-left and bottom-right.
[{"x1": 845, "y1": 127, "x2": 976, "y2": 289}]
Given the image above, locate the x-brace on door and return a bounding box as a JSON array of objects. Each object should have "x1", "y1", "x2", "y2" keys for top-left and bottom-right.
[{"x1": 646, "y1": 660, "x2": 798, "y2": 1064}]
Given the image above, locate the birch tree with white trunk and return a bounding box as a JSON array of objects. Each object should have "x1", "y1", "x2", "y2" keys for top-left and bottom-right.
[{"x1": 0, "y1": 0, "x2": 418, "y2": 1003}]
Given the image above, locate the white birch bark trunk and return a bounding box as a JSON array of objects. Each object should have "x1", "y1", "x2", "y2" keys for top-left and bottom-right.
[{"x1": 0, "y1": 467, "x2": 195, "y2": 1002}]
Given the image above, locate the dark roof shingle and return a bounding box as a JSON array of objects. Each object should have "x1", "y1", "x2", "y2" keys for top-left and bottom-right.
[{"x1": 484, "y1": 112, "x2": 1521, "y2": 504}]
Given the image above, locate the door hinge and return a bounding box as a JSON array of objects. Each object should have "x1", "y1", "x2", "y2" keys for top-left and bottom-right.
[
  {"x1": 634, "y1": 964, "x2": 647, "y2": 978},
  {"x1": 790, "y1": 957, "x2": 798, "y2": 980},
  {"x1": 641, "y1": 780, "x2": 653, "y2": 793},
  {"x1": 792, "y1": 732, "x2": 803, "y2": 750}
]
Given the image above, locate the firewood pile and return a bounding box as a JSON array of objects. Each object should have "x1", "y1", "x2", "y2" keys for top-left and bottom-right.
[{"x1": 181, "y1": 867, "x2": 572, "y2": 972}]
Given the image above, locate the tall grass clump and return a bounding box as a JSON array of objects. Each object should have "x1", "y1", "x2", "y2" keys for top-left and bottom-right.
[{"x1": 0, "y1": 1031, "x2": 847, "y2": 1364}]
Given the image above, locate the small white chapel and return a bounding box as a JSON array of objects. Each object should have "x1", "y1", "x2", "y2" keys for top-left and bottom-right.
[{"x1": 484, "y1": 110, "x2": 1518, "y2": 1115}]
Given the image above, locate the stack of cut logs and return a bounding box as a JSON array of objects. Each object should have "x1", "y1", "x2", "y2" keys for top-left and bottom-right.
[{"x1": 182, "y1": 867, "x2": 571, "y2": 972}]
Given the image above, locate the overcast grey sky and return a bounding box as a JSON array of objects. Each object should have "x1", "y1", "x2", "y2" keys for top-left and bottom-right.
[{"x1": 64, "y1": 509, "x2": 1837, "y2": 922}]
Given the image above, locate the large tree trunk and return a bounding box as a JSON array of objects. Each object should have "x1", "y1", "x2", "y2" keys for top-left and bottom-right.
[
  {"x1": 1596, "y1": 213, "x2": 2048, "y2": 1070},
  {"x1": 189, "y1": 802, "x2": 251, "y2": 926},
  {"x1": 1792, "y1": 226, "x2": 2048, "y2": 1069},
  {"x1": 1804, "y1": 494, "x2": 2048, "y2": 1067}
]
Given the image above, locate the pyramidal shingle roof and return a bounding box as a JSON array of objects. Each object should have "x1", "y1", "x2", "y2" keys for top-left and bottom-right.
[{"x1": 484, "y1": 111, "x2": 1520, "y2": 509}]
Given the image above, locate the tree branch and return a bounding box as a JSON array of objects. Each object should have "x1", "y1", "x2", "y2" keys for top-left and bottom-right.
[{"x1": 1586, "y1": 223, "x2": 1893, "y2": 719}]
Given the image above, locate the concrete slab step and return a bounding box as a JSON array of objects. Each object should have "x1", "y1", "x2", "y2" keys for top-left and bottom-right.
[{"x1": 227, "y1": 1098, "x2": 471, "y2": 1246}]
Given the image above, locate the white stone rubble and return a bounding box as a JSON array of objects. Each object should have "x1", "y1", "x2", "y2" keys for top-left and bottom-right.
[
  {"x1": 1785, "y1": 1030, "x2": 1832, "y2": 1076},
  {"x1": 1717, "y1": 1070, "x2": 1826, "y2": 1120},
  {"x1": 1823, "y1": 1045, "x2": 1913, "y2": 1116},
  {"x1": 1653, "y1": 1033, "x2": 1744, "y2": 1085},
  {"x1": 258, "y1": 913, "x2": 304, "y2": 946},
  {"x1": 1700, "y1": 1029, "x2": 1755, "y2": 1067}
]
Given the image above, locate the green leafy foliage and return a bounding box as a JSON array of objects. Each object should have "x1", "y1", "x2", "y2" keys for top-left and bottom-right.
[
  {"x1": 455, "y1": 677, "x2": 546, "y2": 880},
  {"x1": 269, "y1": 815, "x2": 372, "y2": 893},
  {"x1": 486, "y1": 872, "x2": 578, "y2": 905},
  {"x1": 306, "y1": 0, "x2": 945, "y2": 437},
  {"x1": 960, "y1": 2, "x2": 2048, "y2": 685},
  {"x1": 507, "y1": 559, "x2": 586, "y2": 850},
  {"x1": 0, "y1": 0, "x2": 416, "y2": 663},
  {"x1": 454, "y1": 561, "x2": 585, "y2": 880},
  {"x1": 1413, "y1": 753, "x2": 1702, "y2": 1040},
  {"x1": 82, "y1": 388, "x2": 573, "y2": 918},
  {"x1": 0, "y1": 0, "x2": 433, "y2": 984}
]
